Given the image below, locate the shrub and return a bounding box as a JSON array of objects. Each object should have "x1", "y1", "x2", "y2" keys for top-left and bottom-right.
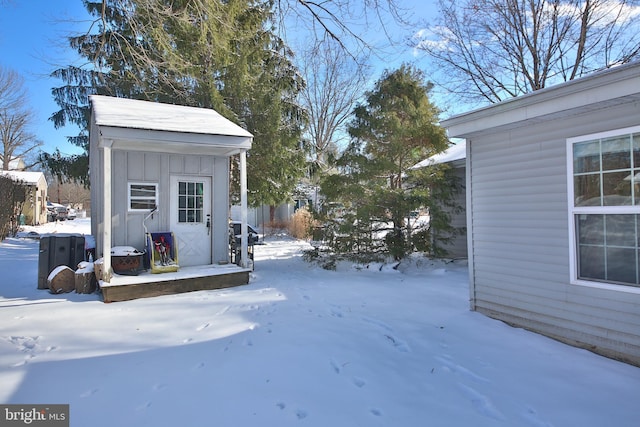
[
  {"x1": 0, "y1": 175, "x2": 26, "y2": 240},
  {"x1": 288, "y1": 207, "x2": 313, "y2": 239}
]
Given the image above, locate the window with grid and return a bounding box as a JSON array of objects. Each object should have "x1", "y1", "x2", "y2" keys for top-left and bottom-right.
[
  {"x1": 177, "y1": 181, "x2": 204, "y2": 223},
  {"x1": 569, "y1": 127, "x2": 640, "y2": 287}
]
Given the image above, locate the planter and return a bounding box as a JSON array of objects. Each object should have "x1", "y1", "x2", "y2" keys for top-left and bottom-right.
[{"x1": 111, "y1": 246, "x2": 145, "y2": 275}]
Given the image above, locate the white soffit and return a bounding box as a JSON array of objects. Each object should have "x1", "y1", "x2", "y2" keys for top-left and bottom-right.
[{"x1": 441, "y1": 63, "x2": 640, "y2": 138}]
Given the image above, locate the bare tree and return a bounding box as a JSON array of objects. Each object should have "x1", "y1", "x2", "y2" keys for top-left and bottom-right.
[
  {"x1": 0, "y1": 66, "x2": 42, "y2": 170},
  {"x1": 47, "y1": 177, "x2": 91, "y2": 208},
  {"x1": 276, "y1": 0, "x2": 413, "y2": 60},
  {"x1": 413, "y1": 0, "x2": 640, "y2": 104},
  {"x1": 298, "y1": 38, "x2": 371, "y2": 171}
]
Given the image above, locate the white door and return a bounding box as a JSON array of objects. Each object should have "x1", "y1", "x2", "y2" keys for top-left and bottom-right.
[{"x1": 170, "y1": 176, "x2": 212, "y2": 266}]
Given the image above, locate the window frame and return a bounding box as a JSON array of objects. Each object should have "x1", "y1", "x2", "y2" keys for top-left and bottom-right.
[
  {"x1": 176, "y1": 180, "x2": 205, "y2": 224},
  {"x1": 567, "y1": 125, "x2": 640, "y2": 293},
  {"x1": 128, "y1": 182, "x2": 158, "y2": 212}
]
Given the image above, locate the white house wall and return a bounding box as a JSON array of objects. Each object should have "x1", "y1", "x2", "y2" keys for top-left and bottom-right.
[{"x1": 469, "y1": 100, "x2": 640, "y2": 365}]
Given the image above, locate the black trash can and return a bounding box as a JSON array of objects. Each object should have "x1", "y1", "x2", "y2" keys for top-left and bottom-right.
[{"x1": 38, "y1": 234, "x2": 86, "y2": 289}]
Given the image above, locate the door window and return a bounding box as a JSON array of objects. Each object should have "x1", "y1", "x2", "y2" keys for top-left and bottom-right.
[{"x1": 178, "y1": 181, "x2": 204, "y2": 223}]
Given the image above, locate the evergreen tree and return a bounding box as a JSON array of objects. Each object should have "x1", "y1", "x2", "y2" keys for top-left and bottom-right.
[
  {"x1": 320, "y1": 64, "x2": 454, "y2": 260},
  {"x1": 44, "y1": 0, "x2": 307, "y2": 207}
]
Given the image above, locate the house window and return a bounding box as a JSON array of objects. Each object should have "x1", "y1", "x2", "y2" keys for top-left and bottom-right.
[
  {"x1": 177, "y1": 181, "x2": 204, "y2": 223},
  {"x1": 129, "y1": 183, "x2": 158, "y2": 211},
  {"x1": 568, "y1": 126, "x2": 640, "y2": 287}
]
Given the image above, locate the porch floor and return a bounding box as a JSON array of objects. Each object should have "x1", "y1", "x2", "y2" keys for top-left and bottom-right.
[{"x1": 99, "y1": 263, "x2": 251, "y2": 303}]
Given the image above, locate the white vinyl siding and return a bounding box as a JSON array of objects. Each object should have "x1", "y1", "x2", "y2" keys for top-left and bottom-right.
[
  {"x1": 442, "y1": 63, "x2": 640, "y2": 365},
  {"x1": 467, "y1": 108, "x2": 640, "y2": 365}
]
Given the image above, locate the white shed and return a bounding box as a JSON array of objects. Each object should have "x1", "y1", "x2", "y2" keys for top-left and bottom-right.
[
  {"x1": 442, "y1": 63, "x2": 640, "y2": 366},
  {"x1": 89, "y1": 95, "x2": 253, "y2": 301}
]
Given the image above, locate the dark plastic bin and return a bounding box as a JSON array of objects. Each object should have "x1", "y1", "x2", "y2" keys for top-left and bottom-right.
[{"x1": 38, "y1": 234, "x2": 86, "y2": 289}]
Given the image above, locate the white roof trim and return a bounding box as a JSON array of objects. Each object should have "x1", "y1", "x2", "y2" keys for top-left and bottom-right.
[{"x1": 442, "y1": 62, "x2": 640, "y2": 138}]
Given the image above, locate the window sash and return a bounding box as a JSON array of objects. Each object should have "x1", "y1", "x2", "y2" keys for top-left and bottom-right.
[
  {"x1": 129, "y1": 183, "x2": 158, "y2": 211},
  {"x1": 568, "y1": 126, "x2": 640, "y2": 289},
  {"x1": 177, "y1": 181, "x2": 204, "y2": 223}
]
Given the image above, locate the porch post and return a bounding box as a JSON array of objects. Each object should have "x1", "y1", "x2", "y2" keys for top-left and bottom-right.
[
  {"x1": 240, "y1": 149, "x2": 248, "y2": 268},
  {"x1": 103, "y1": 143, "x2": 113, "y2": 282}
]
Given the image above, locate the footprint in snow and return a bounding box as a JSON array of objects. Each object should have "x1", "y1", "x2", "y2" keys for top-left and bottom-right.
[
  {"x1": 370, "y1": 408, "x2": 382, "y2": 417},
  {"x1": 196, "y1": 322, "x2": 210, "y2": 331},
  {"x1": 384, "y1": 334, "x2": 410, "y2": 353},
  {"x1": 330, "y1": 308, "x2": 344, "y2": 318},
  {"x1": 457, "y1": 383, "x2": 505, "y2": 421},
  {"x1": 434, "y1": 355, "x2": 489, "y2": 383},
  {"x1": 136, "y1": 401, "x2": 153, "y2": 411},
  {"x1": 295, "y1": 409, "x2": 308, "y2": 420},
  {"x1": 216, "y1": 306, "x2": 231, "y2": 315},
  {"x1": 330, "y1": 359, "x2": 346, "y2": 374},
  {"x1": 361, "y1": 316, "x2": 394, "y2": 333},
  {"x1": 352, "y1": 377, "x2": 366, "y2": 388},
  {"x1": 521, "y1": 406, "x2": 554, "y2": 427}
]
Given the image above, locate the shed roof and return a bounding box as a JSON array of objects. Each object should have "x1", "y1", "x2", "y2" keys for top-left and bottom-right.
[
  {"x1": 91, "y1": 95, "x2": 252, "y2": 138},
  {"x1": 0, "y1": 170, "x2": 46, "y2": 186},
  {"x1": 90, "y1": 95, "x2": 252, "y2": 156},
  {"x1": 413, "y1": 141, "x2": 466, "y2": 169}
]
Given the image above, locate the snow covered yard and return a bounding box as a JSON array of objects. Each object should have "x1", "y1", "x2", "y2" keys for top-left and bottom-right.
[{"x1": 0, "y1": 219, "x2": 639, "y2": 427}]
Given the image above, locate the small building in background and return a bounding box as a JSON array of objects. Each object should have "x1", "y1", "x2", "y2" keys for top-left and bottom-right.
[{"x1": 0, "y1": 170, "x2": 48, "y2": 225}]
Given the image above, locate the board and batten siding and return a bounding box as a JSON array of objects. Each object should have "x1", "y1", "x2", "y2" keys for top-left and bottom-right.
[
  {"x1": 95, "y1": 149, "x2": 230, "y2": 264},
  {"x1": 468, "y1": 103, "x2": 640, "y2": 366}
]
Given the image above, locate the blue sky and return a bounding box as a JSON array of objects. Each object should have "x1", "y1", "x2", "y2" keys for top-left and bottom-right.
[
  {"x1": 0, "y1": 1, "x2": 434, "y2": 163},
  {"x1": 0, "y1": 0, "x2": 90, "y2": 157}
]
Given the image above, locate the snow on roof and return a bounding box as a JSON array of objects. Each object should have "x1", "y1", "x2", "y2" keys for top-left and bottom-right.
[
  {"x1": 412, "y1": 141, "x2": 466, "y2": 169},
  {"x1": 90, "y1": 95, "x2": 253, "y2": 138},
  {"x1": 0, "y1": 170, "x2": 46, "y2": 185}
]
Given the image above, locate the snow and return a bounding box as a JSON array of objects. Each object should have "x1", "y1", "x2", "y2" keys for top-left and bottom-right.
[
  {"x1": 1, "y1": 219, "x2": 639, "y2": 426},
  {"x1": 46, "y1": 265, "x2": 73, "y2": 282},
  {"x1": 110, "y1": 246, "x2": 144, "y2": 257},
  {"x1": 90, "y1": 95, "x2": 253, "y2": 139},
  {"x1": 0, "y1": 170, "x2": 46, "y2": 185},
  {"x1": 412, "y1": 141, "x2": 466, "y2": 168}
]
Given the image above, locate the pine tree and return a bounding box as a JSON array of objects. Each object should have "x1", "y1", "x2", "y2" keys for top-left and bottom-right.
[
  {"x1": 44, "y1": 0, "x2": 307, "y2": 206},
  {"x1": 320, "y1": 64, "x2": 455, "y2": 260}
]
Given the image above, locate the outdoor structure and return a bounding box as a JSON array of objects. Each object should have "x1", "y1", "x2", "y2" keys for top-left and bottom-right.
[
  {"x1": 0, "y1": 170, "x2": 48, "y2": 225},
  {"x1": 89, "y1": 95, "x2": 253, "y2": 302},
  {"x1": 441, "y1": 62, "x2": 640, "y2": 366},
  {"x1": 413, "y1": 142, "x2": 467, "y2": 259}
]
